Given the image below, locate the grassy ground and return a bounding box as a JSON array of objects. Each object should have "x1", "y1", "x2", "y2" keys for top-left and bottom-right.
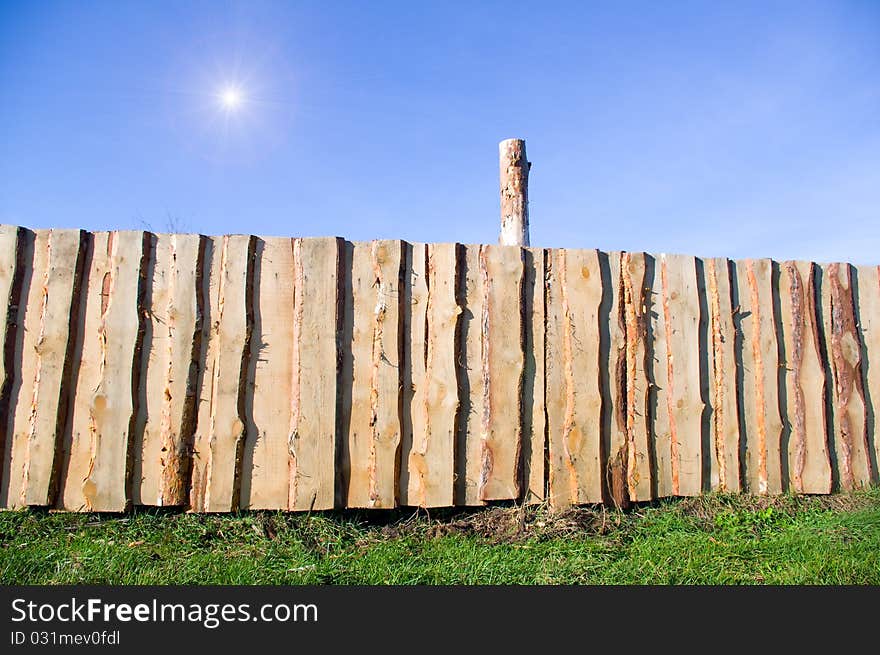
[{"x1": 1, "y1": 490, "x2": 878, "y2": 584}]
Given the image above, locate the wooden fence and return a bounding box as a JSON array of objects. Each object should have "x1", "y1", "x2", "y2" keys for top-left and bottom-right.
[{"x1": 0, "y1": 224, "x2": 878, "y2": 512}]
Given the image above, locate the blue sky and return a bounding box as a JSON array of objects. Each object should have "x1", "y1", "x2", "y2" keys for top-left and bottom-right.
[{"x1": 1, "y1": 1, "x2": 878, "y2": 263}]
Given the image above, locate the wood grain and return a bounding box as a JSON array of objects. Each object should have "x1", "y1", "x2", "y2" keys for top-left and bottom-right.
[
  {"x1": 522, "y1": 247, "x2": 546, "y2": 503},
  {"x1": 479, "y1": 244, "x2": 524, "y2": 501},
  {"x1": 546, "y1": 248, "x2": 603, "y2": 507}
]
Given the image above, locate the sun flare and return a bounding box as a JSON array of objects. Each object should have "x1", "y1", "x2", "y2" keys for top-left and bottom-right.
[{"x1": 219, "y1": 85, "x2": 243, "y2": 110}]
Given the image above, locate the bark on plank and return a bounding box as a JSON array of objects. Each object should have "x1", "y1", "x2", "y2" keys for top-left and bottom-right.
[
  {"x1": 705, "y1": 258, "x2": 741, "y2": 492},
  {"x1": 455, "y1": 244, "x2": 485, "y2": 506},
  {"x1": 478, "y1": 244, "x2": 524, "y2": 501},
  {"x1": 546, "y1": 248, "x2": 603, "y2": 507},
  {"x1": 59, "y1": 231, "x2": 145, "y2": 511},
  {"x1": 135, "y1": 233, "x2": 202, "y2": 506},
  {"x1": 289, "y1": 237, "x2": 341, "y2": 510},
  {"x1": 405, "y1": 243, "x2": 459, "y2": 507},
  {"x1": 240, "y1": 236, "x2": 295, "y2": 510},
  {"x1": 2, "y1": 230, "x2": 82, "y2": 508},
  {"x1": 734, "y1": 258, "x2": 783, "y2": 495},
  {"x1": 779, "y1": 261, "x2": 831, "y2": 493},
  {"x1": 189, "y1": 234, "x2": 253, "y2": 512},
  {"x1": 344, "y1": 240, "x2": 403, "y2": 508},
  {"x1": 621, "y1": 252, "x2": 652, "y2": 501},
  {"x1": 854, "y1": 264, "x2": 880, "y2": 481},
  {"x1": 824, "y1": 263, "x2": 871, "y2": 489},
  {"x1": 522, "y1": 247, "x2": 546, "y2": 503},
  {"x1": 659, "y1": 254, "x2": 703, "y2": 496}
]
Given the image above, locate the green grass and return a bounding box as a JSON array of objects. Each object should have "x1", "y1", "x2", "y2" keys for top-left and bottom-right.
[{"x1": 2, "y1": 490, "x2": 879, "y2": 584}]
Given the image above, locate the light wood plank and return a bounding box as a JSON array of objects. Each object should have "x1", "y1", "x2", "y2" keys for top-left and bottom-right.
[
  {"x1": 59, "y1": 231, "x2": 144, "y2": 511},
  {"x1": 3, "y1": 230, "x2": 82, "y2": 508},
  {"x1": 456, "y1": 244, "x2": 485, "y2": 505},
  {"x1": 622, "y1": 252, "x2": 652, "y2": 501},
  {"x1": 648, "y1": 256, "x2": 674, "y2": 498},
  {"x1": 189, "y1": 234, "x2": 252, "y2": 512},
  {"x1": 240, "y1": 236, "x2": 295, "y2": 510},
  {"x1": 289, "y1": 237, "x2": 341, "y2": 510},
  {"x1": 522, "y1": 247, "x2": 546, "y2": 503},
  {"x1": 344, "y1": 240, "x2": 403, "y2": 508},
  {"x1": 406, "y1": 243, "x2": 459, "y2": 507},
  {"x1": 546, "y1": 248, "x2": 603, "y2": 507},
  {"x1": 779, "y1": 261, "x2": 831, "y2": 493},
  {"x1": 855, "y1": 264, "x2": 880, "y2": 482},
  {"x1": 824, "y1": 263, "x2": 871, "y2": 489},
  {"x1": 705, "y1": 258, "x2": 741, "y2": 492},
  {"x1": 399, "y1": 243, "x2": 427, "y2": 507},
  {"x1": 0, "y1": 227, "x2": 31, "y2": 509},
  {"x1": 136, "y1": 233, "x2": 202, "y2": 506},
  {"x1": 478, "y1": 244, "x2": 523, "y2": 501},
  {"x1": 660, "y1": 254, "x2": 703, "y2": 496},
  {"x1": 734, "y1": 258, "x2": 783, "y2": 495},
  {"x1": 605, "y1": 251, "x2": 628, "y2": 505}
]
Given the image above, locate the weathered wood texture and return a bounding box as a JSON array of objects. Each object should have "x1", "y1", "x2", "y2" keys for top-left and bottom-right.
[
  {"x1": 734, "y1": 259, "x2": 783, "y2": 495},
  {"x1": 546, "y1": 248, "x2": 603, "y2": 507},
  {"x1": 1, "y1": 230, "x2": 82, "y2": 508},
  {"x1": 779, "y1": 261, "x2": 832, "y2": 493},
  {"x1": 1, "y1": 223, "x2": 879, "y2": 512},
  {"x1": 59, "y1": 231, "x2": 145, "y2": 511}
]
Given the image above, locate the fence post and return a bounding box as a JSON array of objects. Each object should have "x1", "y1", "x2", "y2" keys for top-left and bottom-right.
[{"x1": 499, "y1": 138, "x2": 530, "y2": 247}]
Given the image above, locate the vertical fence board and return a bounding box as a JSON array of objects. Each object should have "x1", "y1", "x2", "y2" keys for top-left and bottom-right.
[
  {"x1": 604, "y1": 252, "x2": 628, "y2": 505},
  {"x1": 779, "y1": 261, "x2": 832, "y2": 493},
  {"x1": 734, "y1": 259, "x2": 783, "y2": 494},
  {"x1": 344, "y1": 240, "x2": 402, "y2": 508},
  {"x1": 547, "y1": 248, "x2": 603, "y2": 507},
  {"x1": 239, "y1": 236, "x2": 295, "y2": 510},
  {"x1": 59, "y1": 231, "x2": 144, "y2": 511},
  {"x1": 659, "y1": 254, "x2": 702, "y2": 496},
  {"x1": 523, "y1": 247, "x2": 546, "y2": 503},
  {"x1": 621, "y1": 252, "x2": 653, "y2": 501},
  {"x1": 824, "y1": 263, "x2": 871, "y2": 489},
  {"x1": 456, "y1": 244, "x2": 485, "y2": 505},
  {"x1": 189, "y1": 234, "x2": 252, "y2": 512},
  {"x1": 405, "y1": 243, "x2": 458, "y2": 507},
  {"x1": 648, "y1": 256, "x2": 673, "y2": 498},
  {"x1": 1, "y1": 228, "x2": 33, "y2": 509},
  {"x1": 705, "y1": 258, "x2": 741, "y2": 492},
  {"x1": 288, "y1": 237, "x2": 341, "y2": 511},
  {"x1": 136, "y1": 233, "x2": 202, "y2": 506},
  {"x1": 400, "y1": 243, "x2": 426, "y2": 507},
  {"x1": 479, "y1": 245, "x2": 524, "y2": 501},
  {"x1": 2, "y1": 230, "x2": 82, "y2": 508},
  {"x1": 855, "y1": 264, "x2": 880, "y2": 481}
]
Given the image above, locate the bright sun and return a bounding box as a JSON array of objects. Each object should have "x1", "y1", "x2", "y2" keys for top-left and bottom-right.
[{"x1": 219, "y1": 85, "x2": 242, "y2": 110}]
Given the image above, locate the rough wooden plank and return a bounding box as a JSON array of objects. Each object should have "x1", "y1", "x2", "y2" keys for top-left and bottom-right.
[
  {"x1": 455, "y1": 244, "x2": 485, "y2": 506},
  {"x1": 188, "y1": 234, "x2": 253, "y2": 512},
  {"x1": 705, "y1": 258, "x2": 741, "y2": 493},
  {"x1": 344, "y1": 240, "x2": 402, "y2": 508},
  {"x1": 824, "y1": 263, "x2": 872, "y2": 489},
  {"x1": 239, "y1": 236, "x2": 294, "y2": 510},
  {"x1": 648, "y1": 256, "x2": 674, "y2": 498},
  {"x1": 478, "y1": 244, "x2": 524, "y2": 501},
  {"x1": 621, "y1": 252, "x2": 652, "y2": 502},
  {"x1": 58, "y1": 231, "x2": 145, "y2": 511},
  {"x1": 546, "y1": 248, "x2": 603, "y2": 507},
  {"x1": 604, "y1": 251, "x2": 629, "y2": 506},
  {"x1": 660, "y1": 254, "x2": 703, "y2": 496},
  {"x1": 2, "y1": 230, "x2": 82, "y2": 508},
  {"x1": 734, "y1": 258, "x2": 783, "y2": 495},
  {"x1": 854, "y1": 264, "x2": 880, "y2": 482},
  {"x1": 0, "y1": 227, "x2": 20, "y2": 411},
  {"x1": 405, "y1": 243, "x2": 459, "y2": 507},
  {"x1": 779, "y1": 261, "x2": 831, "y2": 493},
  {"x1": 399, "y1": 243, "x2": 427, "y2": 507},
  {"x1": 522, "y1": 247, "x2": 546, "y2": 503},
  {"x1": 135, "y1": 233, "x2": 202, "y2": 507},
  {"x1": 0, "y1": 227, "x2": 31, "y2": 509},
  {"x1": 289, "y1": 237, "x2": 341, "y2": 510}
]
